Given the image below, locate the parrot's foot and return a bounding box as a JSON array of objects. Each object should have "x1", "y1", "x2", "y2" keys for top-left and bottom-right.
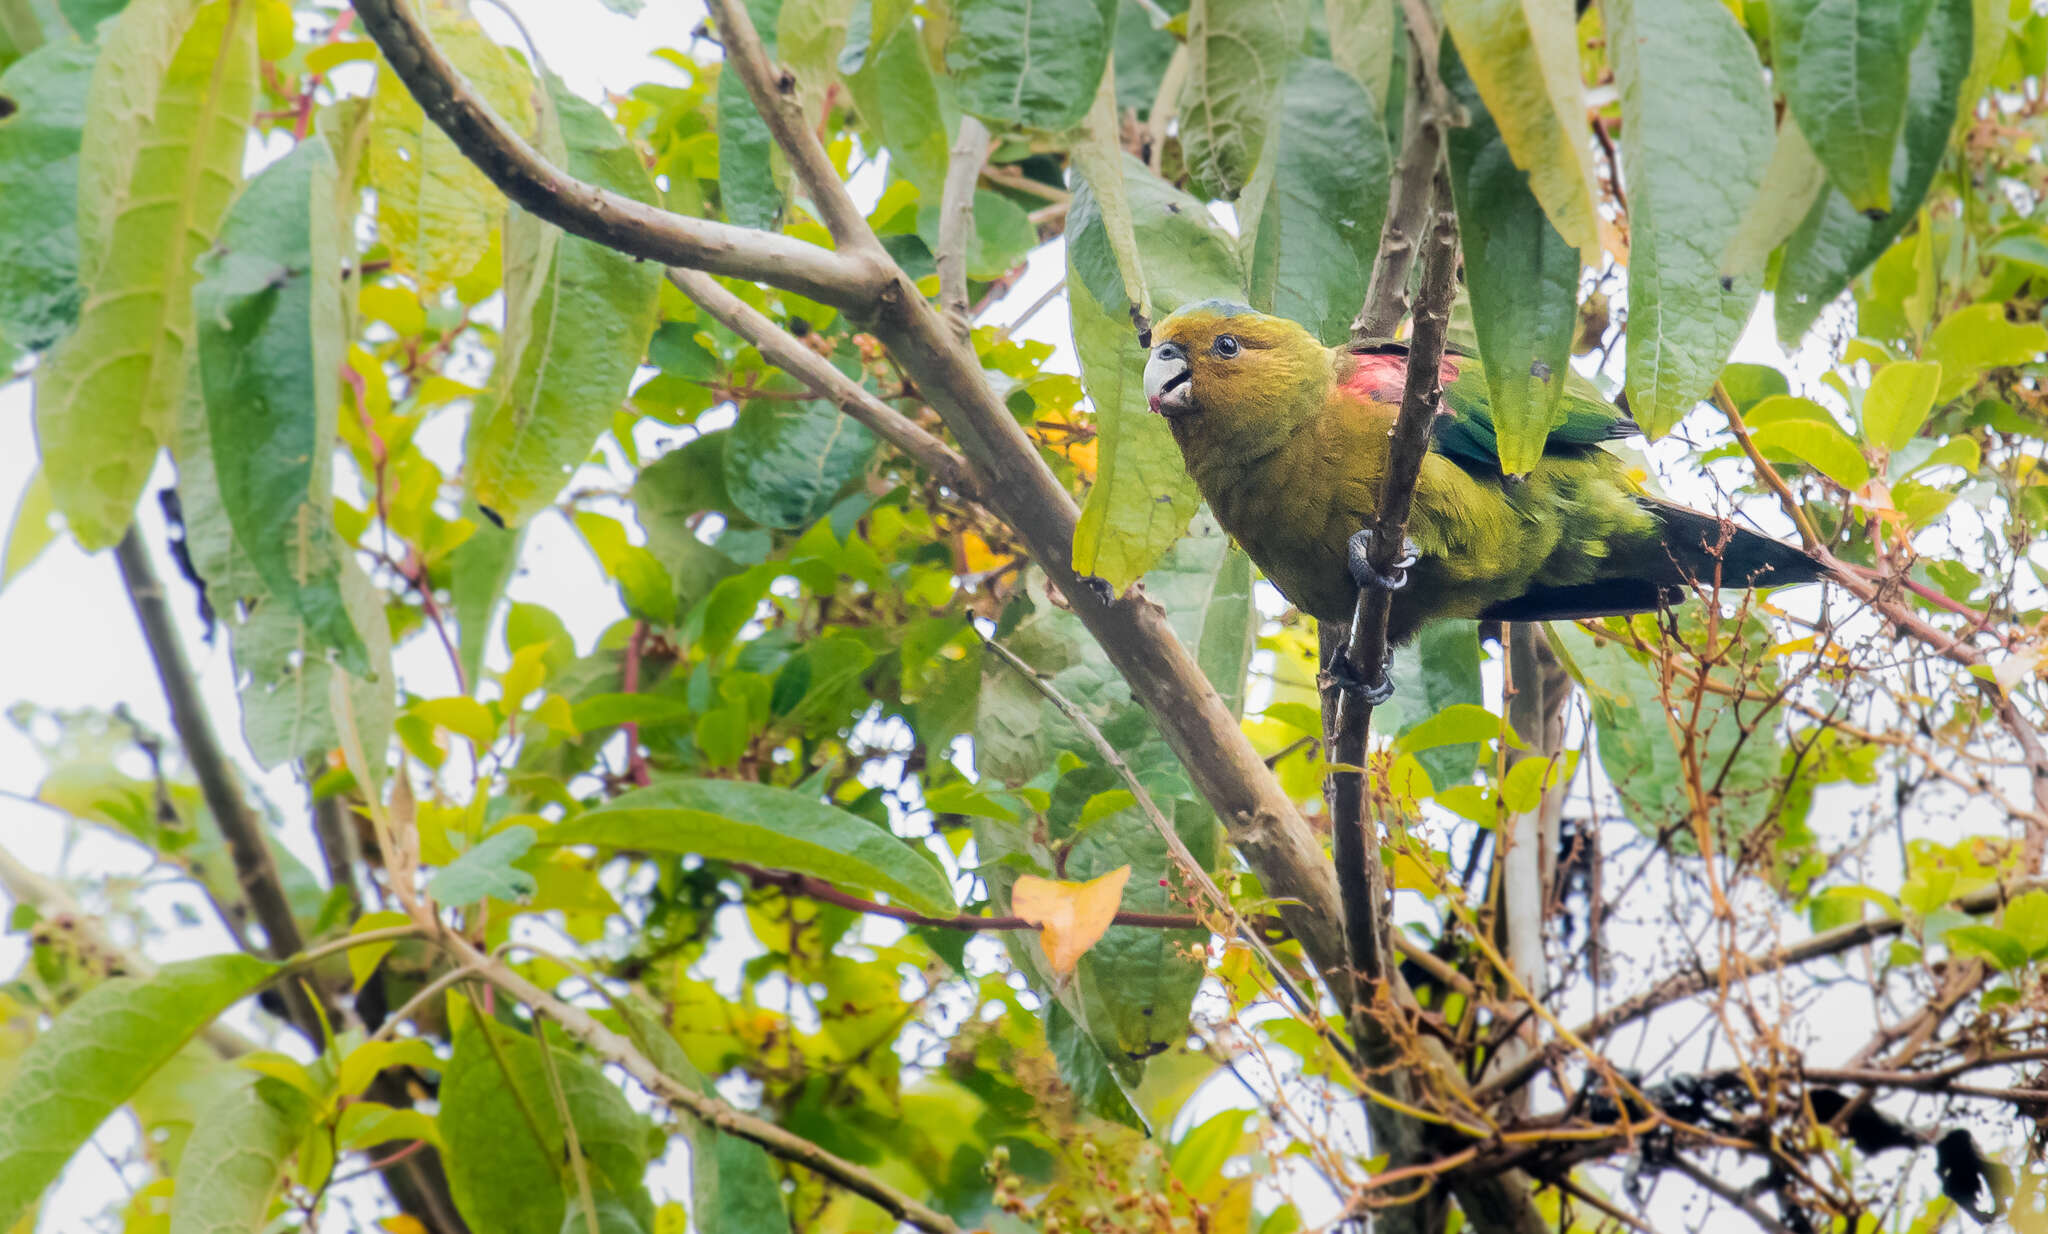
[
  {"x1": 1322, "y1": 649, "x2": 1397, "y2": 705},
  {"x1": 1347, "y1": 528, "x2": 1419, "y2": 594}
]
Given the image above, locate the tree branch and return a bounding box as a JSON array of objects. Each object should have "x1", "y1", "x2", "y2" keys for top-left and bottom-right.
[
  {"x1": 114, "y1": 530, "x2": 309, "y2": 969},
  {"x1": 441, "y1": 931, "x2": 964, "y2": 1234},
  {"x1": 1352, "y1": 17, "x2": 1450, "y2": 343},
  {"x1": 350, "y1": 0, "x2": 873, "y2": 304},
  {"x1": 701, "y1": 0, "x2": 879, "y2": 253},
  {"x1": 937, "y1": 115, "x2": 992, "y2": 336},
  {"x1": 1331, "y1": 167, "x2": 1458, "y2": 992},
  {"x1": 351, "y1": 0, "x2": 1350, "y2": 1087},
  {"x1": 1473, "y1": 876, "x2": 2048, "y2": 1104},
  {"x1": 664, "y1": 267, "x2": 990, "y2": 506}
]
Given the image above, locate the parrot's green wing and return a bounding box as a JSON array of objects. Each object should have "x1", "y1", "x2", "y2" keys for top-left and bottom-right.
[{"x1": 1349, "y1": 341, "x2": 1640, "y2": 474}]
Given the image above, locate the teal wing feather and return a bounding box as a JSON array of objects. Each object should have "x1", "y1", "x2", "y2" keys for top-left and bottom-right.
[{"x1": 1351, "y1": 340, "x2": 1639, "y2": 473}]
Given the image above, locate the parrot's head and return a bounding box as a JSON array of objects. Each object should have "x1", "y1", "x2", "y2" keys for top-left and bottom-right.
[{"x1": 1143, "y1": 303, "x2": 1331, "y2": 443}]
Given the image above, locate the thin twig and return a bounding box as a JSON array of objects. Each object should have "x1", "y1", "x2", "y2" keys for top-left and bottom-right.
[
  {"x1": 981, "y1": 637, "x2": 1337, "y2": 1044},
  {"x1": 1331, "y1": 167, "x2": 1459, "y2": 990},
  {"x1": 937, "y1": 116, "x2": 992, "y2": 337},
  {"x1": 666, "y1": 268, "x2": 989, "y2": 506},
  {"x1": 440, "y1": 930, "x2": 965, "y2": 1234}
]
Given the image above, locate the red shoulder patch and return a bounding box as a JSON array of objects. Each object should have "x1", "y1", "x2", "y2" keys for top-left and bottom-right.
[{"x1": 1337, "y1": 352, "x2": 1461, "y2": 404}]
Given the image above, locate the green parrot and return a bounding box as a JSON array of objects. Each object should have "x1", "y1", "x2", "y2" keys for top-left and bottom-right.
[{"x1": 1141, "y1": 301, "x2": 1825, "y2": 694}]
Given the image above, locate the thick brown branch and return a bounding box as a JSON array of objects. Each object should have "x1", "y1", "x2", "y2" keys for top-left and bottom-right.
[
  {"x1": 350, "y1": 0, "x2": 1349, "y2": 1070},
  {"x1": 350, "y1": 0, "x2": 871, "y2": 304},
  {"x1": 701, "y1": 0, "x2": 878, "y2": 252}
]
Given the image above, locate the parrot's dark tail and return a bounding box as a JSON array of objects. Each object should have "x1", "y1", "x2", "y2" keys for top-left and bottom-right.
[{"x1": 1644, "y1": 498, "x2": 1829, "y2": 591}]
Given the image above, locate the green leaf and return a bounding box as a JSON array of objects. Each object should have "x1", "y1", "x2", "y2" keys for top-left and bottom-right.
[
  {"x1": 1113, "y1": 0, "x2": 1180, "y2": 118},
  {"x1": 449, "y1": 508, "x2": 524, "y2": 692},
  {"x1": 1438, "y1": 0, "x2": 1600, "y2": 256},
  {"x1": 948, "y1": 0, "x2": 1116, "y2": 129},
  {"x1": 1926, "y1": 302, "x2": 2048, "y2": 401},
  {"x1": 194, "y1": 138, "x2": 366, "y2": 674},
  {"x1": 1177, "y1": 0, "x2": 1307, "y2": 198},
  {"x1": 613, "y1": 997, "x2": 789, "y2": 1233},
  {"x1": 1068, "y1": 156, "x2": 1243, "y2": 588},
  {"x1": 33, "y1": 0, "x2": 257, "y2": 549},
  {"x1": 0, "y1": 34, "x2": 93, "y2": 351},
  {"x1": 440, "y1": 1016, "x2": 658, "y2": 1234},
  {"x1": 166, "y1": 1077, "x2": 315, "y2": 1234},
  {"x1": 545, "y1": 779, "x2": 957, "y2": 914},
  {"x1": 1326, "y1": 0, "x2": 1397, "y2": 112},
  {"x1": 1751, "y1": 417, "x2": 1873, "y2": 490},
  {"x1": 1441, "y1": 43, "x2": 1578, "y2": 475},
  {"x1": 1067, "y1": 66, "x2": 1151, "y2": 324},
  {"x1": 347, "y1": 909, "x2": 413, "y2": 991},
  {"x1": 1394, "y1": 703, "x2": 1507, "y2": 755},
  {"x1": 467, "y1": 74, "x2": 663, "y2": 528},
  {"x1": 367, "y1": 1, "x2": 533, "y2": 293},
  {"x1": 427, "y1": 825, "x2": 539, "y2": 906},
  {"x1": 1776, "y1": 0, "x2": 1971, "y2": 342},
  {"x1": 841, "y1": 16, "x2": 947, "y2": 194},
  {"x1": 1944, "y1": 924, "x2": 2030, "y2": 971},
  {"x1": 0, "y1": 953, "x2": 276, "y2": 1229},
  {"x1": 573, "y1": 511, "x2": 677, "y2": 624},
  {"x1": 776, "y1": 0, "x2": 849, "y2": 126},
  {"x1": 914, "y1": 188, "x2": 1038, "y2": 280},
  {"x1": 723, "y1": 392, "x2": 878, "y2": 530},
  {"x1": 1375, "y1": 621, "x2": 1486, "y2": 790},
  {"x1": 1607, "y1": 0, "x2": 1773, "y2": 436},
  {"x1": 974, "y1": 520, "x2": 1251, "y2": 1099},
  {"x1": 1720, "y1": 113, "x2": 1829, "y2": 277},
  {"x1": 1772, "y1": 0, "x2": 1934, "y2": 214},
  {"x1": 174, "y1": 322, "x2": 394, "y2": 772},
  {"x1": 1861, "y1": 360, "x2": 1941, "y2": 453},
  {"x1": 1, "y1": 465, "x2": 56, "y2": 589},
  {"x1": 716, "y1": 63, "x2": 780, "y2": 229},
  {"x1": 1237, "y1": 57, "x2": 1389, "y2": 345}
]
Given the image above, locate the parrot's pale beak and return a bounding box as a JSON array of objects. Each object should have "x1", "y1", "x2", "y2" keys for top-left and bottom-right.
[{"x1": 1144, "y1": 345, "x2": 1194, "y2": 416}]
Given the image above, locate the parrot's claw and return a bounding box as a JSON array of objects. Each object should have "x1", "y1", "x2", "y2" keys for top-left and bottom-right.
[
  {"x1": 1348, "y1": 528, "x2": 1420, "y2": 594},
  {"x1": 1322, "y1": 650, "x2": 1397, "y2": 705}
]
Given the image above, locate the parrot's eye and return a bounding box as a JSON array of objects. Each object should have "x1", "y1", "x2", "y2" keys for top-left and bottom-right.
[
  {"x1": 1156, "y1": 342, "x2": 1184, "y2": 361},
  {"x1": 1213, "y1": 334, "x2": 1241, "y2": 358}
]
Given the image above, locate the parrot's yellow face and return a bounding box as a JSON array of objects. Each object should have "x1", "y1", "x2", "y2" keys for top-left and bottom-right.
[{"x1": 1143, "y1": 303, "x2": 1331, "y2": 437}]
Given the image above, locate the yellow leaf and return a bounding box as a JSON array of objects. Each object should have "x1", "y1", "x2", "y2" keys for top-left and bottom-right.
[
  {"x1": 1012, "y1": 866, "x2": 1132, "y2": 976},
  {"x1": 367, "y1": 1, "x2": 534, "y2": 292},
  {"x1": 36, "y1": 0, "x2": 259, "y2": 548},
  {"x1": 959, "y1": 531, "x2": 1004, "y2": 574},
  {"x1": 347, "y1": 909, "x2": 413, "y2": 991},
  {"x1": 1441, "y1": 0, "x2": 1602, "y2": 259}
]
